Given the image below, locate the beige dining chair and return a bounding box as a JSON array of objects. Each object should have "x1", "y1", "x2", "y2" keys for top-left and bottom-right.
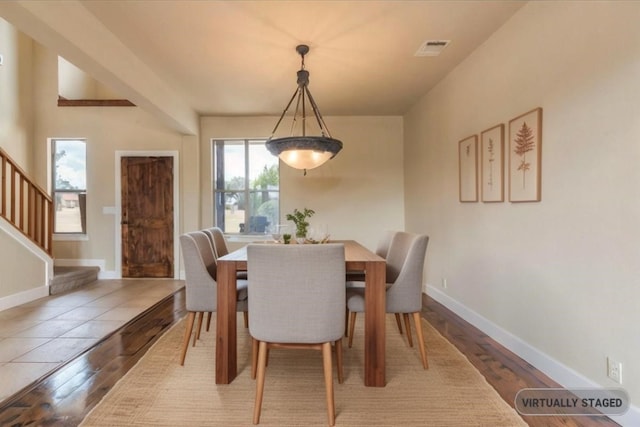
[
  {"x1": 205, "y1": 226, "x2": 248, "y2": 281},
  {"x1": 204, "y1": 226, "x2": 229, "y2": 258},
  {"x1": 346, "y1": 229, "x2": 395, "y2": 279},
  {"x1": 247, "y1": 243, "x2": 346, "y2": 426},
  {"x1": 346, "y1": 232, "x2": 430, "y2": 369},
  {"x1": 345, "y1": 230, "x2": 404, "y2": 335},
  {"x1": 202, "y1": 227, "x2": 249, "y2": 332},
  {"x1": 178, "y1": 231, "x2": 248, "y2": 365}
]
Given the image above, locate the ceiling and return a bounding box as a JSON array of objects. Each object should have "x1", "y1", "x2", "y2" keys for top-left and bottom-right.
[{"x1": 1, "y1": 1, "x2": 525, "y2": 133}]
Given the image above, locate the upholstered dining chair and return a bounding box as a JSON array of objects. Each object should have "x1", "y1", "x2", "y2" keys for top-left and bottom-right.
[
  {"x1": 202, "y1": 227, "x2": 249, "y2": 332},
  {"x1": 178, "y1": 231, "x2": 248, "y2": 365},
  {"x1": 205, "y1": 226, "x2": 248, "y2": 280},
  {"x1": 247, "y1": 243, "x2": 346, "y2": 426},
  {"x1": 346, "y1": 232, "x2": 430, "y2": 369},
  {"x1": 345, "y1": 230, "x2": 395, "y2": 281},
  {"x1": 204, "y1": 227, "x2": 229, "y2": 258},
  {"x1": 345, "y1": 230, "x2": 405, "y2": 334}
]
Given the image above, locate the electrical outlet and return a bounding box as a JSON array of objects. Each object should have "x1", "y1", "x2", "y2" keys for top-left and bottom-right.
[
  {"x1": 441, "y1": 278, "x2": 448, "y2": 289},
  {"x1": 607, "y1": 357, "x2": 622, "y2": 384}
]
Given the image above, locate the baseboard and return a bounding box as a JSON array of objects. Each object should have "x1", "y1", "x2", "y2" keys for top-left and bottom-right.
[
  {"x1": 426, "y1": 285, "x2": 639, "y2": 427},
  {"x1": 98, "y1": 270, "x2": 119, "y2": 279},
  {"x1": 0, "y1": 286, "x2": 48, "y2": 312}
]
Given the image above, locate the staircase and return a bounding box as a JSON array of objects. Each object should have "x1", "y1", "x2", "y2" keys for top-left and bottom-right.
[
  {"x1": 0, "y1": 148, "x2": 53, "y2": 256},
  {"x1": 50, "y1": 266, "x2": 100, "y2": 295}
]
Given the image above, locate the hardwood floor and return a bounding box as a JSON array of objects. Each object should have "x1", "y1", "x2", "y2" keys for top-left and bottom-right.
[
  {"x1": 422, "y1": 295, "x2": 620, "y2": 427},
  {"x1": 0, "y1": 289, "x2": 620, "y2": 426},
  {"x1": 0, "y1": 290, "x2": 187, "y2": 427}
]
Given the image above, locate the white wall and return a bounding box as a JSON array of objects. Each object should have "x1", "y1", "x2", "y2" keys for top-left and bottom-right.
[
  {"x1": 0, "y1": 17, "x2": 33, "y2": 169},
  {"x1": 0, "y1": 222, "x2": 48, "y2": 307},
  {"x1": 200, "y1": 116, "x2": 405, "y2": 251},
  {"x1": 404, "y1": 0, "x2": 640, "y2": 418},
  {"x1": 58, "y1": 56, "x2": 123, "y2": 100},
  {"x1": 0, "y1": 18, "x2": 49, "y2": 306}
]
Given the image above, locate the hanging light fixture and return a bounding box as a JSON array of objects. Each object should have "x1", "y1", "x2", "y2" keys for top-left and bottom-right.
[{"x1": 266, "y1": 44, "x2": 342, "y2": 174}]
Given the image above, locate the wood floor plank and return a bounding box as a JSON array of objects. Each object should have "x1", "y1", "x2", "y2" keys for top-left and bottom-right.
[{"x1": 422, "y1": 295, "x2": 620, "y2": 427}]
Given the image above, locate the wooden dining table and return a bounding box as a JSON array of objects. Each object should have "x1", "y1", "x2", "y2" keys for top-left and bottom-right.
[{"x1": 215, "y1": 240, "x2": 387, "y2": 387}]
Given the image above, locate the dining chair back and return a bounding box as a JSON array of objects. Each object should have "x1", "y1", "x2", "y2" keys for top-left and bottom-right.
[
  {"x1": 247, "y1": 243, "x2": 346, "y2": 426},
  {"x1": 347, "y1": 232, "x2": 430, "y2": 369},
  {"x1": 375, "y1": 229, "x2": 396, "y2": 258},
  {"x1": 205, "y1": 226, "x2": 249, "y2": 283},
  {"x1": 385, "y1": 233, "x2": 429, "y2": 314},
  {"x1": 204, "y1": 227, "x2": 229, "y2": 258},
  {"x1": 346, "y1": 230, "x2": 396, "y2": 283},
  {"x1": 179, "y1": 231, "x2": 248, "y2": 365}
]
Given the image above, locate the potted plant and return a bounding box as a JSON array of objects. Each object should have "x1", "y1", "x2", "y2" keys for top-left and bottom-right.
[{"x1": 286, "y1": 208, "x2": 315, "y2": 242}]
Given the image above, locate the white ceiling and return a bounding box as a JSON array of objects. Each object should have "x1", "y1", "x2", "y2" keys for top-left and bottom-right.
[{"x1": 1, "y1": 1, "x2": 525, "y2": 133}]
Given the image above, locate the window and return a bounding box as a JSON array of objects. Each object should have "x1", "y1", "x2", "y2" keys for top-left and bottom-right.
[
  {"x1": 52, "y1": 139, "x2": 87, "y2": 234},
  {"x1": 213, "y1": 139, "x2": 279, "y2": 234}
]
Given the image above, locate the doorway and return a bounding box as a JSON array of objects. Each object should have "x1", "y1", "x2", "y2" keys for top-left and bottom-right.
[{"x1": 116, "y1": 152, "x2": 179, "y2": 278}]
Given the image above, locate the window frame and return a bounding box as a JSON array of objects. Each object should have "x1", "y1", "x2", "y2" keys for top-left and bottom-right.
[
  {"x1": 51, "y1": 138, "x2": 87, "y2": 236},
  {"x1": 212, "y1": 138, "x2": 279, "y2": 235}
]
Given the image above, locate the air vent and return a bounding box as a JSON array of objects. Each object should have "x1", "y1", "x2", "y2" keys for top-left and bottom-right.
[{"x1": 414, "y1": 40, "x2": 450, "y2": 57}]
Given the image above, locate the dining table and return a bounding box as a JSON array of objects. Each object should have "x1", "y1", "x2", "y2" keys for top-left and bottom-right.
[{"x1": 215, "y1": 239, "x2": 387, "y2": 387}]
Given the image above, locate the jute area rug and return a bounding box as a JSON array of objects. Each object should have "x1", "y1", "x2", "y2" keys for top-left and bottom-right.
[{"x1": 81, "y1": 314, "x2": 527, "y2": 426}]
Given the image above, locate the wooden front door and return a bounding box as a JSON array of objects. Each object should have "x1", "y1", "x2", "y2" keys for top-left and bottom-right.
[{"x1": 121, "y1": 156, "x2": 174, "y2": 278}]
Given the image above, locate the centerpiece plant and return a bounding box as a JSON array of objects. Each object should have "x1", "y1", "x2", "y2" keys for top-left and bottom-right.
[{"x1": 286, "y1": 207, "x2": 315, "y2": 240}]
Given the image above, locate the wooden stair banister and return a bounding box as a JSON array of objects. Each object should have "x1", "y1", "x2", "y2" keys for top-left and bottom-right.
[{"x1": 0, "y1": 147, "x2": 53, "y2": 256}]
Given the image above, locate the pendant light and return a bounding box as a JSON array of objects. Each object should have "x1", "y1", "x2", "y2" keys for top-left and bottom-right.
[{"x1": 266, "y1": 44, "x2": 342, "y2": 174}]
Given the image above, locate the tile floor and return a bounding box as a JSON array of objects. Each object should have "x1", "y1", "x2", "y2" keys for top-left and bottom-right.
[{"x1": 0, "y1": 279, "x2": 184, "y2": 403}]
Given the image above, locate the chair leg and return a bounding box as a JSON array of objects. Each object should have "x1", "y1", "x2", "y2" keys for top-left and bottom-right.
[
  {"x1": 344, "y1": 308, "x2": 349, "y2": 337},
  {"x1": 322, "y1": 342, "x2": 336, "y2": 426},
  {"x1": 206, "y1": 312, "x2": 212, "y2": 331},
  {"x1": 403, "y1": 313, "x2": 413, "y2": 347},
  {"x1": 251, "y1": 337, "x2": 258, "y2": 379},
  {"x1": 180, "y1": 312, "x2": 196, "y2": 365},
  {"x1": 412, "y1": 312, "x2": 429, "y2": 369},
  {"x1": 194, "y1": 312, "x2": 204, "y2": 346},
  {"x1": 348, "y1": 311, "x2": 357, "y2": 348},
  {"x1": 394, "y1": 313, "x2": 403, "y2": 335},
  {"x1": 253, "y1": 341, "x2": 268, "y2": 424},
  {"x1": 335, "y1": 339, "x2": 344, "y2": 384},
  {"x1": 244, "y1": 311, "x2": 249, "y2": 328}
]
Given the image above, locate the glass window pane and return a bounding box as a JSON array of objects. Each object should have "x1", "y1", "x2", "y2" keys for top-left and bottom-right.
[
  {"x1": 54, "y1": 140, "x2": 86, "y2": 191},
  {"x1": 222, "y1": 192, "x2": 245, "y2": 233},
  {"x1": 54, "y1": 192, "x2": 84, "y2": 233},
  {"x1": 249, "y1": 140, "x2": 278, "y2": 187},
  {"x1": 249, "y1": 141, "x2": 279, "y2": 232},
  {"x1": 223, "y1": 141, "x2": 245, "y2": 190}
]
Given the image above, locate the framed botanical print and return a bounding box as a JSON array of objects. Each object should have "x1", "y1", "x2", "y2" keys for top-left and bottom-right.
[
  {"x1": 458, "y1": 135, "x2": 478, "y2": 202},
  {"x1": 509, "y1": 108, "x2": 542, "y2": 202},
  {"x1": 480, "y1": 124, "x2": 504, "y2": 202}
]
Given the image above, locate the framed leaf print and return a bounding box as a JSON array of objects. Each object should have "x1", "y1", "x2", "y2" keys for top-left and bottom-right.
[
  {"x1": 481, "y1": 124, "x2": 504, "y2": 202},
  {"x1": 509, "y1": 108, "x2": 542, "y2": 202},
  {"x1": 458, "y1": 135, "x2": 478, "y2": 202}
]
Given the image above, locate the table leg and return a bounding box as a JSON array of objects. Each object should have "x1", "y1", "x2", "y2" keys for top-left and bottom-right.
[
  {"x1": 216, "y1": 261, "x2": 238, "y2": 384},
  {"x1": 364, "y1": 260, "x2": 386, "y2": 387}
]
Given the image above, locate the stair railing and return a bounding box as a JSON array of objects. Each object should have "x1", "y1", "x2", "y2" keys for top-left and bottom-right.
[{"x1": 0, "y1": 147, "x2": 53, "y2": 256}]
